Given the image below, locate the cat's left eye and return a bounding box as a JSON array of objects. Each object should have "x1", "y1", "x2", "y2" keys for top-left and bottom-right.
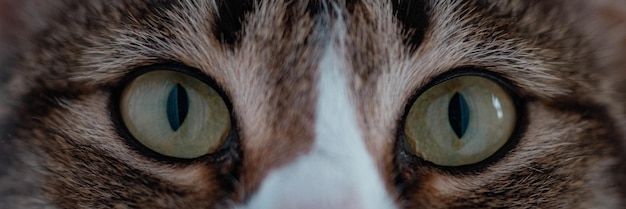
[
  {"x1": 118, "y1": 69, "x2": 231, "y2": 159},
  {"x1": 403, "y1": 74, "x2": 518, "y2": 167}
]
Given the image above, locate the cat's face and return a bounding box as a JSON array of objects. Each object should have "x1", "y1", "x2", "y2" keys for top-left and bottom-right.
[{"x1": 1, "y1": 0, "x2": 626, "y2": 208}]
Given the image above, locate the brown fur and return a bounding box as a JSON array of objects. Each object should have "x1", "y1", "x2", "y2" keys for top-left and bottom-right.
[{"x1": 1, "y1": 0, "x2": 626, "y2": 208}]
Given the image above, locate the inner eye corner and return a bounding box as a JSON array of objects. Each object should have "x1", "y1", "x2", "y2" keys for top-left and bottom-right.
[
  {"x1": 110, "y1": 64, "x2": 236, "y2": 163},
  {"x1": 397, "y1": 68, "x2": 525, "y2": 172}
]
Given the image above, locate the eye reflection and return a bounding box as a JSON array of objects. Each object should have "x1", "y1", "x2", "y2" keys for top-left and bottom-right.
[{"x1": 492, "y1": 95, "x2": 503, "y2": 119}]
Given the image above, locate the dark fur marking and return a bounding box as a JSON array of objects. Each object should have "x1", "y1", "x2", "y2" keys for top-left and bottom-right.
[
  {"x1": 306, "y1": 0, "x2": 324, "y2": 17},
  {"x1": 213, "y1": 0, "x2": 254, "y2": 46},
  {"x1": 15, "y1": 87, "x2": 85, "y2": 120},
  {"x1": 345, "y1": 0, "x2": 361, "y2": 12},
  {"x1": 390, "y1": 0, "x2": 429, "y2": 52}
]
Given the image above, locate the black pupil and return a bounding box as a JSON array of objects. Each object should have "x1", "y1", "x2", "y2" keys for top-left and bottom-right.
[
  {"x1": 448, "y1": 92, "x2": 470, "y2": 138},
  {"x1": 166, "y1": 83, "x2": 190, "y2": 131}
]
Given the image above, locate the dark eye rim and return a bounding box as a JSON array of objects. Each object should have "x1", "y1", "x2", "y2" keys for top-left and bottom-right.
[
  {"x1": 395, "y1": 67, "x2": 527, "y2": 174},
  {"x1": 109, "y1": 63, "x2": 240, "y2": 165}
]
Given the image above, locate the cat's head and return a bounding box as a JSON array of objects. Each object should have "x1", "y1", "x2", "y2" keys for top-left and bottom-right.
[{"x1": 1, "y1": 0, "x2": 626, "y2": 208}]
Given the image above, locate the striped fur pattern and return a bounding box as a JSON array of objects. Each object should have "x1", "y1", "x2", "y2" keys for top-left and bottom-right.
[{"x1": 1, "y1": 0, "x2": 626, "y2": 208}]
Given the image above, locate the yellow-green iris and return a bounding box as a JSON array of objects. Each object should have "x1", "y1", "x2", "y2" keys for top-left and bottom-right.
[
  {"x1": 120, "y1": 70, "x2": 231, "y2": 159},
  {"x1": 404, "y1": 76, "x2": 516, "y2": 166}
]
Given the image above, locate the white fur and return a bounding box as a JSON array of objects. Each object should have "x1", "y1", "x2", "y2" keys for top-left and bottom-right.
[{"x1": 239, "y1": 19, "x2": 396, "y2": 209}]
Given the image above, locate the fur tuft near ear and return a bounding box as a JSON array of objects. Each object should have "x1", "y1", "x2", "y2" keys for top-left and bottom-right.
[
  {"x1": 574, "y1": 0, "x2": 626, "y2": 67},
  {"x1": 0, "y1": 0, "x2": 19, "y2": 124},
  {"x1": 0, "y1": 0, "x2": 67, "y2": 59},
  {"x1": 0, "y1": 0, "x2": 21, "y2": 81},
  {"x1": 0, "y1": 0, "x2": 66, "y2": 122},
  {"x1": 571, "y1": 0, "x2": 626, "y2": 198}
]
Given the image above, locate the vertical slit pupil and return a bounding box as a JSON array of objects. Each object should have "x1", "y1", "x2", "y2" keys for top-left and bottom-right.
[
  {"x1": 448, "y1": 92, "x2": 470, "y2": 138},
  {"x1": 167, "y1": 83, "x2": 190, "y2": 131}
]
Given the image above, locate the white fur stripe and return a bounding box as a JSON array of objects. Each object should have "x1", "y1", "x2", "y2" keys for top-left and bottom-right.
[{"x1": 239, "y1": 20, "x2": 396, "y2": 209}]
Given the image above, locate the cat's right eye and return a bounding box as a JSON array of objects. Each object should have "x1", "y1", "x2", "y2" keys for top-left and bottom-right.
[
  {"x1": 403, "y1": 73, "x2": 519, "y2": 167},
  {"x1": 119, "y1": 69, "x2": 231, "y2": 159}
]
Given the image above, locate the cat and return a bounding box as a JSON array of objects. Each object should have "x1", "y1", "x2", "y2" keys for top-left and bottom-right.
[{"x1": 1, "y1": 0, "x2": 626, "y2": 208}]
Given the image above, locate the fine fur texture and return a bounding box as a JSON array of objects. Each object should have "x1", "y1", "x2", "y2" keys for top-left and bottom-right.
[{"x1": 1, "y1": 0, "x2": 626, "y2": 208}]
